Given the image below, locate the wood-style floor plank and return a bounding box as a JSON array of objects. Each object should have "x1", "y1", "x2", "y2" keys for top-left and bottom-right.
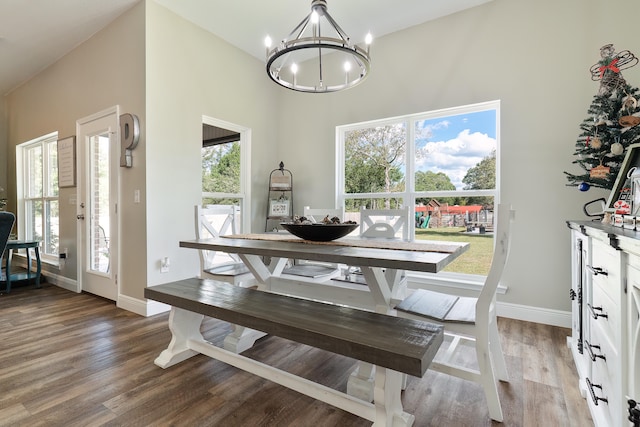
[{"x1": 0, "y1": 283, "x2": 592, "y2": 426}]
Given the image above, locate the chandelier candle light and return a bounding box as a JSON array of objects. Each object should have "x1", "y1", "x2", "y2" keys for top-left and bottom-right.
[{"x1": 264, "y1": 0, "x2": 372, "y2": 93}]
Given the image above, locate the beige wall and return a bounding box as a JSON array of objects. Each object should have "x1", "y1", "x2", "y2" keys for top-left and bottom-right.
[
  {"x1": 276, "y1": 0, "x2": 640, "y2": 312},
  {"x1": 4, "y1": 2, "x2": 147, "y2": 297},
  {"x1": 143, "y1": 1, "x2": 280, "y2": 293}
]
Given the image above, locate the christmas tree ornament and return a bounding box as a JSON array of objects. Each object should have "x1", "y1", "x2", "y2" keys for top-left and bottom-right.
[
  {"x1": 590, "y1": 44, "x2": 638, "y2": 96},
  {"x1": 590, "y1": 163, "x2": 610, "y2": 179},
  {"x1": 579, "y1": 182, "x2": 590, "y2": 191},
  {"x1": 623, "y1": 94, "x2": 638, "y2": 110},
  {"x1": 620, "y1": 115, "x2": 640, "y2": 127},
  {"x1": 611, "y1": 141, "x2": 624, "y2": 155},
  {"x1": 591, "y1": 137, "x2": 602, "y2": 149},
  {"x1": 620, "y1": 92, "x2": 640, "y2": 127}
]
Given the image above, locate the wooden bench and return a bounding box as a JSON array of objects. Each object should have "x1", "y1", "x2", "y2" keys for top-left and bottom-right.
[{"x1": 145, "y1": 278, "x2": 443, "y2": 427}]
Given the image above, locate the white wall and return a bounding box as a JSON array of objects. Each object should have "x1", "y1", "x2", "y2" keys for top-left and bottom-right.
[
  {"x1": 4, "y1": 2, "x2": 147, "y2": 298},
  {"x1": 144, "y1": 1, "x2": 280, "y2": 292},
  {"x1": 275, "y1": 0, "x2": 640, "y2": 312}
]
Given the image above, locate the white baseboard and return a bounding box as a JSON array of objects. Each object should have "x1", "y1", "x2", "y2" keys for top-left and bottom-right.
[
  {"x1": 32, "y1": 268, "x2": 169, "y2": 317},
  {"x1": 33, "y1": 269, "x2": 79, "y2": 293},
  {"x1": 117, "y1": 293, "x2": 170, "y2": 317},
  {"x1": 496, "y1": 301, "x2": 571, "y2": 328}
]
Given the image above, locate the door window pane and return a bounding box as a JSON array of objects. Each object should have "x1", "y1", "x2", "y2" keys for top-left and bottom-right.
[{"x1": 89, "y1": 134, "x2": 110, "y2": 273}]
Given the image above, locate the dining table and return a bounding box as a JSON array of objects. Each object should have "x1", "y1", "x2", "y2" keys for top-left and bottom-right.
[{"x1": 179, "y1": 232, "x2": 469, "y2": 401}]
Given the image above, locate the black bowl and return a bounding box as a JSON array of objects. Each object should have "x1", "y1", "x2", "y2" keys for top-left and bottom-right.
[{"x1": 280, "y1": 222, "x2": 358, "y2": 241}]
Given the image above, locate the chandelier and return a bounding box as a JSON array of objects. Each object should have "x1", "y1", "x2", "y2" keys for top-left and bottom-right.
[{"x1": 264, "y1": 0, "x2": 372, "y2": 93}]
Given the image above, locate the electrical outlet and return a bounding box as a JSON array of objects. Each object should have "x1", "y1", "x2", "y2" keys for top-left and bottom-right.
[{"x1": 160, "y1": 257, "x2": 170, "y2": 273}]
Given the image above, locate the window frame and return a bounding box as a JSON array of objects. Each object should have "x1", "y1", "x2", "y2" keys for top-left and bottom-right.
[
  {"x1": 201, "y1": 116, "x2": 251, "y2": 233},
  {"x1": 336, "y1": 100, "x2": 500, "y2": 285},
  {"x1": 16, "y1": 131, "x2": 60, "y2": 264}
]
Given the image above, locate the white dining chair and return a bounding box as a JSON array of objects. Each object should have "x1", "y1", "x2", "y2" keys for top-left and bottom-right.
[
  {"x1": 281, "y1": 206, "x2": 345, "y2": 278},
  {"x1": 338, "y1": 206, "x2": 410, "y2": 285},
  {"x1": 195, "y1": 205, "x2": 254, "y2": 287},
  {"x1": 360, "y1": 206, "x2": 410, "y2": 240},
  {"x1": 394, "y1": 203, "x2": 514, "y2": 422}
]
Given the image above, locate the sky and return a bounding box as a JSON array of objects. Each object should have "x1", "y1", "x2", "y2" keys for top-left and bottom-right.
[{"x1": 415, "y1": 109, "x2": 497, "y2": 190}]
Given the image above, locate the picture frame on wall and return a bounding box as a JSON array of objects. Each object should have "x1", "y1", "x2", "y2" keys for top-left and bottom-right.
[
  {"x1": 606, "y1": 142, "x2": 640, "y2": 214},
  {"x1": 269, "y1": 199, "x2": 290, "y2": 217},
  {"x1": 57, "y1": 136, "x2": 76, "y2": 188}
]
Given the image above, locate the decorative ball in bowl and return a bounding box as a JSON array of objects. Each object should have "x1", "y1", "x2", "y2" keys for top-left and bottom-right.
[{"x1": 280, "y1": 222, "x2": 358, "y2": 241}]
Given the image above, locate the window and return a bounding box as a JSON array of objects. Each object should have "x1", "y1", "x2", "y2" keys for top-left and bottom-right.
[
  {"x1": 338, "y1": 101, "x2": 499, "y2": 277},
  {"x1": 16, "y1": 132, "x2": 59, "y2": 262},
  {"x1": 201, "y1": 118, "x2": 250, "y2": 232}
]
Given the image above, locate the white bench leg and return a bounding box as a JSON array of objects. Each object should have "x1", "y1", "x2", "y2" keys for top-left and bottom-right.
[
  {"x1": 348, "y1": 362, "x2": 409, "y2": 403},
  {"x1": 372, "y1": 368, "x2": 414, "y2": 427},
  {"x1": 348, "y1": 362, "x2": 375, "y2": 402},
  {"x1": 154, "y1": 307, "x2": 205, "y2": 368},
  {"x1": 223, "y1": 326, "x2": 267, "y2": 353}
]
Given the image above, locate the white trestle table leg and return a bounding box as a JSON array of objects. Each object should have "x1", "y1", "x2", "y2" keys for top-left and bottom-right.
[{"x1": 154, "y1": 307, "x2": 205, "y2": 368}]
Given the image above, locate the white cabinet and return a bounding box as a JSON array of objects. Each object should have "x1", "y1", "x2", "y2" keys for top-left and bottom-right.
[{"x1": 568, "y1": 221, "x2": 639, "y2": 427}]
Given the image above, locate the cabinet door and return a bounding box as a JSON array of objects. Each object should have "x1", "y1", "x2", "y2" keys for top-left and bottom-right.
[
  {"x1": 628, "y1": 259, "x2": 640, "y2": 406},
  {"x1": 570, "y1": 230, "x2": 591, "y2": 385}
]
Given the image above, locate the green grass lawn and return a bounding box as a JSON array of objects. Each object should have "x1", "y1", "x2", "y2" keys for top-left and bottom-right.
[{"x1": 415, "y1": 227, "x2": 493, "y2": 275}]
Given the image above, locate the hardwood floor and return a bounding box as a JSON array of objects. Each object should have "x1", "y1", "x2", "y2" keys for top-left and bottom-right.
[{"x1": 0, "y1": 283, "x2": 593, "y2": 426}]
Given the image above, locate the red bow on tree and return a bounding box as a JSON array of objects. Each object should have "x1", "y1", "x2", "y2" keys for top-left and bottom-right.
[{"x1": 599, "y1": 58, "x2": 620, "y2": 77}]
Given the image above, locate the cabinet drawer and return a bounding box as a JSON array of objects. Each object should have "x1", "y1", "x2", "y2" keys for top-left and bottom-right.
[
  {"x1": 587, "y1": 321, "x2": 620, "y2": 427},
  {"x1": 589, "y1": 239, "x2": 622, "y2": 301},
  {"x1": 590, "y1": 284, "x2": 620, "y2": 345}
]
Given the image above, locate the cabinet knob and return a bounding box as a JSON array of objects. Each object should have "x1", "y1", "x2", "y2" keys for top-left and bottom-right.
[
  {"x1": 584, "y1": 340, "x2": 606, "y2": 362},
  {"x1": 587, "y1": 303, "x2": 609, "y2": 320},
  {"x1": 586, "y1": 265, "x2": 608, "y2": 276},
  {"x1": 629, "y1": 399, "x2": 640, "y2": 426},
  {"x1": 586, "y1": 377, "x2": 609, "y2": 406}
]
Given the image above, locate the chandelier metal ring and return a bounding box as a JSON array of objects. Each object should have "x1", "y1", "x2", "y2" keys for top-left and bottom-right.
[{"x1": 265, "y1": 0, "x2": 372, "y2": 93}]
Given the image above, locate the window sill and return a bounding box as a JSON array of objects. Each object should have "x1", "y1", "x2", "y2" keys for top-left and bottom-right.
[
  {"x1": 407, "y1": 271, "x2": 507, "y2": 294},
  {"x1": 12, "y1": 252, "x2": 60, "y2": 269}
]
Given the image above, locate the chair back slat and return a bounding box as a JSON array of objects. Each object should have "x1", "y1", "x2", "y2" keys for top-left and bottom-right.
[
  {"x1": 195, "y1": 205, "x2": 242, "y2": 268},
  {"x1": 477, "y1": 204, "x2": 515, "y2": 316},
  {"x1": 359, "y1": 206, "x2": 410, "y2": 240}
]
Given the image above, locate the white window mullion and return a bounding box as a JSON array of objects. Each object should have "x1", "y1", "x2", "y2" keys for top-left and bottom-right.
[{"x1": 16, "y1": 132, "x2": 59, "y2": 262}]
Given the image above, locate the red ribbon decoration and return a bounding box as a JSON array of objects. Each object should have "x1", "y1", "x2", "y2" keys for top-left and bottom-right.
[{"x1": 599, "y1": 58, "x2": 620, "y2": 77}]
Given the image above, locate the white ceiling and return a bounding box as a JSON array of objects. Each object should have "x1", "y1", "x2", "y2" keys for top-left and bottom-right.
[{"x1": 0, "y1": 0, "x2": 492, "y2": 95}]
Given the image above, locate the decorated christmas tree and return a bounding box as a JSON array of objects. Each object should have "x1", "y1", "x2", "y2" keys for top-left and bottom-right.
[{"x1": 565, "y1": 44, "x2": 640, "y2": 191}]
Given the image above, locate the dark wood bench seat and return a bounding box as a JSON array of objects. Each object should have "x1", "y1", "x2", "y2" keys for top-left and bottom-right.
[{"x1": 145, "y1": 278, "x2": 444, "y2": 426}]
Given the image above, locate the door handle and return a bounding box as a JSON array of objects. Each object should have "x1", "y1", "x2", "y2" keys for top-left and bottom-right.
[{"x1": 77, "y1": 214, "x2": 85, "y2": 220}]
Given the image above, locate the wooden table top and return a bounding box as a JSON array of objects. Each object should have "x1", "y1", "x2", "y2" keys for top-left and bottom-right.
[{"x1": 180, "y1": 235, "x2": 468, "y2": 274}]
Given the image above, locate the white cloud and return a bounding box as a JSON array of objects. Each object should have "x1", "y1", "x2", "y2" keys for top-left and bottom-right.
[{"x1": 415, "y1": 129, "x2": 496, "y2": 190}]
